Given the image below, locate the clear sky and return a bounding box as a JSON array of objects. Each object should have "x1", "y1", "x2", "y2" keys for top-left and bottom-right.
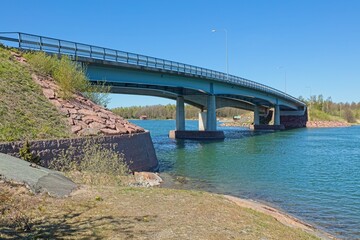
[{"x1": 1, "y1": 0, "x2": 359, "y2": 108}]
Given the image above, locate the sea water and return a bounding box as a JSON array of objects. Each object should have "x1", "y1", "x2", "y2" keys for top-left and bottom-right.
[{"x1": 131, "y1": 120, "x2": 360, "y2": 239}]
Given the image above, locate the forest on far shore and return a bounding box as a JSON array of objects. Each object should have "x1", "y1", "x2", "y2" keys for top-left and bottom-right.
[{"x1": 112, "y1": 95, "x2": 360, "y2": 123}]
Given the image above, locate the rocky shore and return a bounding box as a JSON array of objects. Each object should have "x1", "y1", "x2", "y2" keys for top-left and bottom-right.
[
  {"x1": 306, "y1": 121, "x2": 351, "y2": 128},
  {"x1": 31, "y1": 73, "x2": 144, "y2": 136}
]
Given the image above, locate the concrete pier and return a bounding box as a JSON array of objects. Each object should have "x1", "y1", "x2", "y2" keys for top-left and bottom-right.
[
  {"x1": 254, "y1": 105, "x2": 260, "y2": 125},
  {"x1": 176, "y1": 96, "x2": 185, "y2": 131},
  {"x1": 169, "y1": 130, "x2": 225, "y2": 140}
]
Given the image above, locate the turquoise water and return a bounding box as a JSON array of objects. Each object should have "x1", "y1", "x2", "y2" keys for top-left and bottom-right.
[{"x1": 131, "y1": 120, "x2": 360, "y2": 239}]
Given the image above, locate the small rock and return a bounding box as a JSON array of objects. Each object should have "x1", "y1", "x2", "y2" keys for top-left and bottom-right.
[
  {"x1": 108, "y1": 124, "x2": 116, "y2": 130},
  {"x1": 115, "y1": 124, "x2": 129, "y2": 134},
  {"x1": 63, "y1": 103, "x2": 75, "y2": 108},
  {"x1": 79, "y1": 128, "x2": 100, "y2": 136},
  {"x1": 50, "y1": 99, "x2": 62, "y2": 108},
  {"x1": 89, "y1": 122, "x2": 106, "y2": 129},
  {"x1": 97, "y1": 112, "x2": 109, "y2": 119},
  {"x1": 43, "y1": 88, "x2": 55, "y2": 99},
  {"x1": 68, "y1": 108, "x2": 78, "y2": 114},
  {"x1": 71, "y1": 125, "x2": 82, "y2": 134},
  {"x1": 83, "y1": 115, "x2": 106, "y2": 124},
  {"x1": 68, "y1": 118, "x2": 75, "y2": 125},
  {"x1": 78, "y1": 109, "x2": 94, "y2": 115}
]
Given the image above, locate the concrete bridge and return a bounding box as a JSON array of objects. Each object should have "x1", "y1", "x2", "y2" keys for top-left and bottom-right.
[{"x1": 0, "y1": 32, "x2": 307, "y2": 139}]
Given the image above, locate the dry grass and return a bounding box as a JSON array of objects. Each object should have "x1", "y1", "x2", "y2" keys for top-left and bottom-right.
[{"x1": 0, "y1": 182, "x2": 320, "y2": 240}]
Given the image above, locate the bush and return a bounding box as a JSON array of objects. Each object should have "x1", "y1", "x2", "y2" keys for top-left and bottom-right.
[
  {"x1": 25, "y1": 52, "x2": 110, "y2": 105},
  {"x1": 18, "y1": 141, "x2": 41, "y2": 165},
  {"x1": 24, "y1": 51, "x2": 58, "y2": 76},
  {"x1": 50, "y1": 140, "x2": 130, "y2": 185},
  {"x1": 53, "y1": 56, "x2": 89, "y2": 99}
]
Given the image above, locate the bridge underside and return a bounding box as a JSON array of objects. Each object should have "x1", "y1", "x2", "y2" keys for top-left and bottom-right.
[{"x1": 85, "y1": 60, "x2": 307, "y2": 139}]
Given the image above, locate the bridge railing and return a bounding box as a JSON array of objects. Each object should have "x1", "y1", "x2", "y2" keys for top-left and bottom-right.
[{"x1": 0, "y1": 32, "x2": 305, "y2": 106}]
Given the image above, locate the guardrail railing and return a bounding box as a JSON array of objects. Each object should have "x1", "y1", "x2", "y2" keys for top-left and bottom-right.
[{"x1": 0, "y1": 32, "x2": 305, "y2": 106}]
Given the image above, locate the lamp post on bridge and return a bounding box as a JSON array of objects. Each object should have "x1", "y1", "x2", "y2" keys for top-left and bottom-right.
[
  {"x1": 305, "y1": 86, "x2": 312, "y2": 121},
  {"x1": 278, "y1": 66, "x2": 287, "y2": 93},
  {"x1": 211, "y1": 29, "x2": 229, "y2": 80}
]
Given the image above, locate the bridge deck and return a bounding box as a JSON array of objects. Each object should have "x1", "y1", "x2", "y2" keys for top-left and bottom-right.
[{"x1": 0, "y1": 32, "x2": 305, "y2": 109}]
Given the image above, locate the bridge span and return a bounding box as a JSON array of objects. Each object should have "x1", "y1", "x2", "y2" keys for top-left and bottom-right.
[{"x1": 0, "y1": 32, "x2": 307, "y2": 139}]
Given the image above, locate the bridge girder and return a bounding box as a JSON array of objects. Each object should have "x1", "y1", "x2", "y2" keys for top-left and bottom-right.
[{"x1": 85, "y1": 61, "x2": 304, "y2": 113}]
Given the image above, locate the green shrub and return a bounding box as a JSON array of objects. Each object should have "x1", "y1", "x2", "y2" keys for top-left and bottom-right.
[
  {"x1": 24, "y1": 51, "x2": 58, "y2": 76},
  {"x1": 53, "y1": 56, "x2": 90, "y2": 99},
  {"x1": 50, "y1": 140, "x2": 130, "y2": 185},
  {"x1": 19, "y1": 141, "x2": 40, "y2": 165},
  {"x1": 25, "y1": 51, "x2": 110, "y2": 105}
]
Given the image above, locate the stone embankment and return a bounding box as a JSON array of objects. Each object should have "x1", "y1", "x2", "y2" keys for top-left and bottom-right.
[
  {"x1": 306, "y1": 121, "x2": 351, "y2": 128},
  {"x1": 31, "y1": 74, "x2": 144, "y2": 136}
]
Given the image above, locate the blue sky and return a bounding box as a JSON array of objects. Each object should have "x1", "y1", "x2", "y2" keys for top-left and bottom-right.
[{"x1": 1, "y1": 0, "x2": 359, "y2": 108}]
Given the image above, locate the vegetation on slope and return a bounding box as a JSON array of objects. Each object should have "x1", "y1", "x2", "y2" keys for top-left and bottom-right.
[
  {"x1": 0, "y1": 45, "x2": 112, "y2": 142},
  {"x1": 0, "y1": 47, "x2": 70, "y2": 142},
  {"x1": 25, "y1": 51, "x2": 110, "y2": 106}
]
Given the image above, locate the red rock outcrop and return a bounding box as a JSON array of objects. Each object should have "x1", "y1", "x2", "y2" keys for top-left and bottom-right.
[{"x1": 31, "y1": 73, "x2": 144, "y2": 136}]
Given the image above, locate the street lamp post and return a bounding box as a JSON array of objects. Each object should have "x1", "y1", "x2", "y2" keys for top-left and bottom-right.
[
  {"x1": 305, "y1": 86, "x2": 312, "y2": 121},
  {"x1": 212, "y1": 29, "x2": 228, "y2": 79},
  {"x1": 278, "y1": 66, "x2": 287, "y2": 93}
]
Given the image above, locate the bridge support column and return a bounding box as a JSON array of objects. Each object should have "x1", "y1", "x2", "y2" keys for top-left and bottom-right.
[
  {"x1": 169, "y1": 95, "x2": 224, "y2": 140},
  {"x1": 274, "y1": 104, "x2": 281, "y2": 126},
  {"x1": 254, "y1": 105, "x2": 260, "y2": 125},
  {"x1": 198, "y1": 111, "x2": 206, "y2": 131},
  {"x1": 206, "y1": 95, "x2": 217, "y2": 131},
  {"x1": 176, "y1": 96, "x2": 185, "y2": 131}
]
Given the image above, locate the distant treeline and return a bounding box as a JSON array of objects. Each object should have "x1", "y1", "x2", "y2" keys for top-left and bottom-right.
[
  {"x1": 112, "y1": 95, "x2": 360, "y2": 123},
  {"x1": 299, "y1": 95, "x2": 360, "y2": 123},
  {"x1": 112, "y1": 105, "x2": 248, "y2": 119}
]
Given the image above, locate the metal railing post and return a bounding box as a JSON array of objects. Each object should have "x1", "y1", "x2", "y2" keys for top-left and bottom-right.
[
  {"x1": 39, "y1": 36, "x2": 43, "y2": 51},
  {"x1": 18, "y1": 33, "x2": 21, "y2": 48},
  {"x1": 74, "y1": 43, "x2": 78, "y2": 58}
]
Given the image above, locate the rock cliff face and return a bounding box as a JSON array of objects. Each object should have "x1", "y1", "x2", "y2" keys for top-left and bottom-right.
[{"x1": 31, "y1": 73, "x2": 144, "y2": 136}]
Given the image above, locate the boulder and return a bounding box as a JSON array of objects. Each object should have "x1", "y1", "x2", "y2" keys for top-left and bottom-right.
[
  {"x1": 100, "y1": 128, "x2": 121, "y2": 135},
  {"x1": 134, "y1": 172, "x2": 163, "y2": 187}
]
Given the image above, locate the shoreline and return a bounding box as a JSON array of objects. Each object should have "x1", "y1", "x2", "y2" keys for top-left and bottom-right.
[
  {"x1": 224, "y1": 195, "x2": 336, "y2": 240},
  {"x1": 159, "y1": 173, "x2": 336, "y2": 240}
]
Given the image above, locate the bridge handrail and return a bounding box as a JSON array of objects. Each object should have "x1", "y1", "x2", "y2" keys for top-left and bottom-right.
[{"x1": 0, "y1": 32, "x2": 305, "y2": 106}]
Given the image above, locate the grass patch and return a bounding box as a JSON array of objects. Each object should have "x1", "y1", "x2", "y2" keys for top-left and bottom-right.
[
  {"x1": 0, "y1": 47, "x2": 70, "y2": 142},
  {"x1": 49, "y1": 140, "x2": 131, "y2": 186},
  {"x1": 0, "y1": 183, "x2": 321, "y2": 239},
  {"x1": 309, "y1": 108, "x2": 344, "y2": 121}
]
